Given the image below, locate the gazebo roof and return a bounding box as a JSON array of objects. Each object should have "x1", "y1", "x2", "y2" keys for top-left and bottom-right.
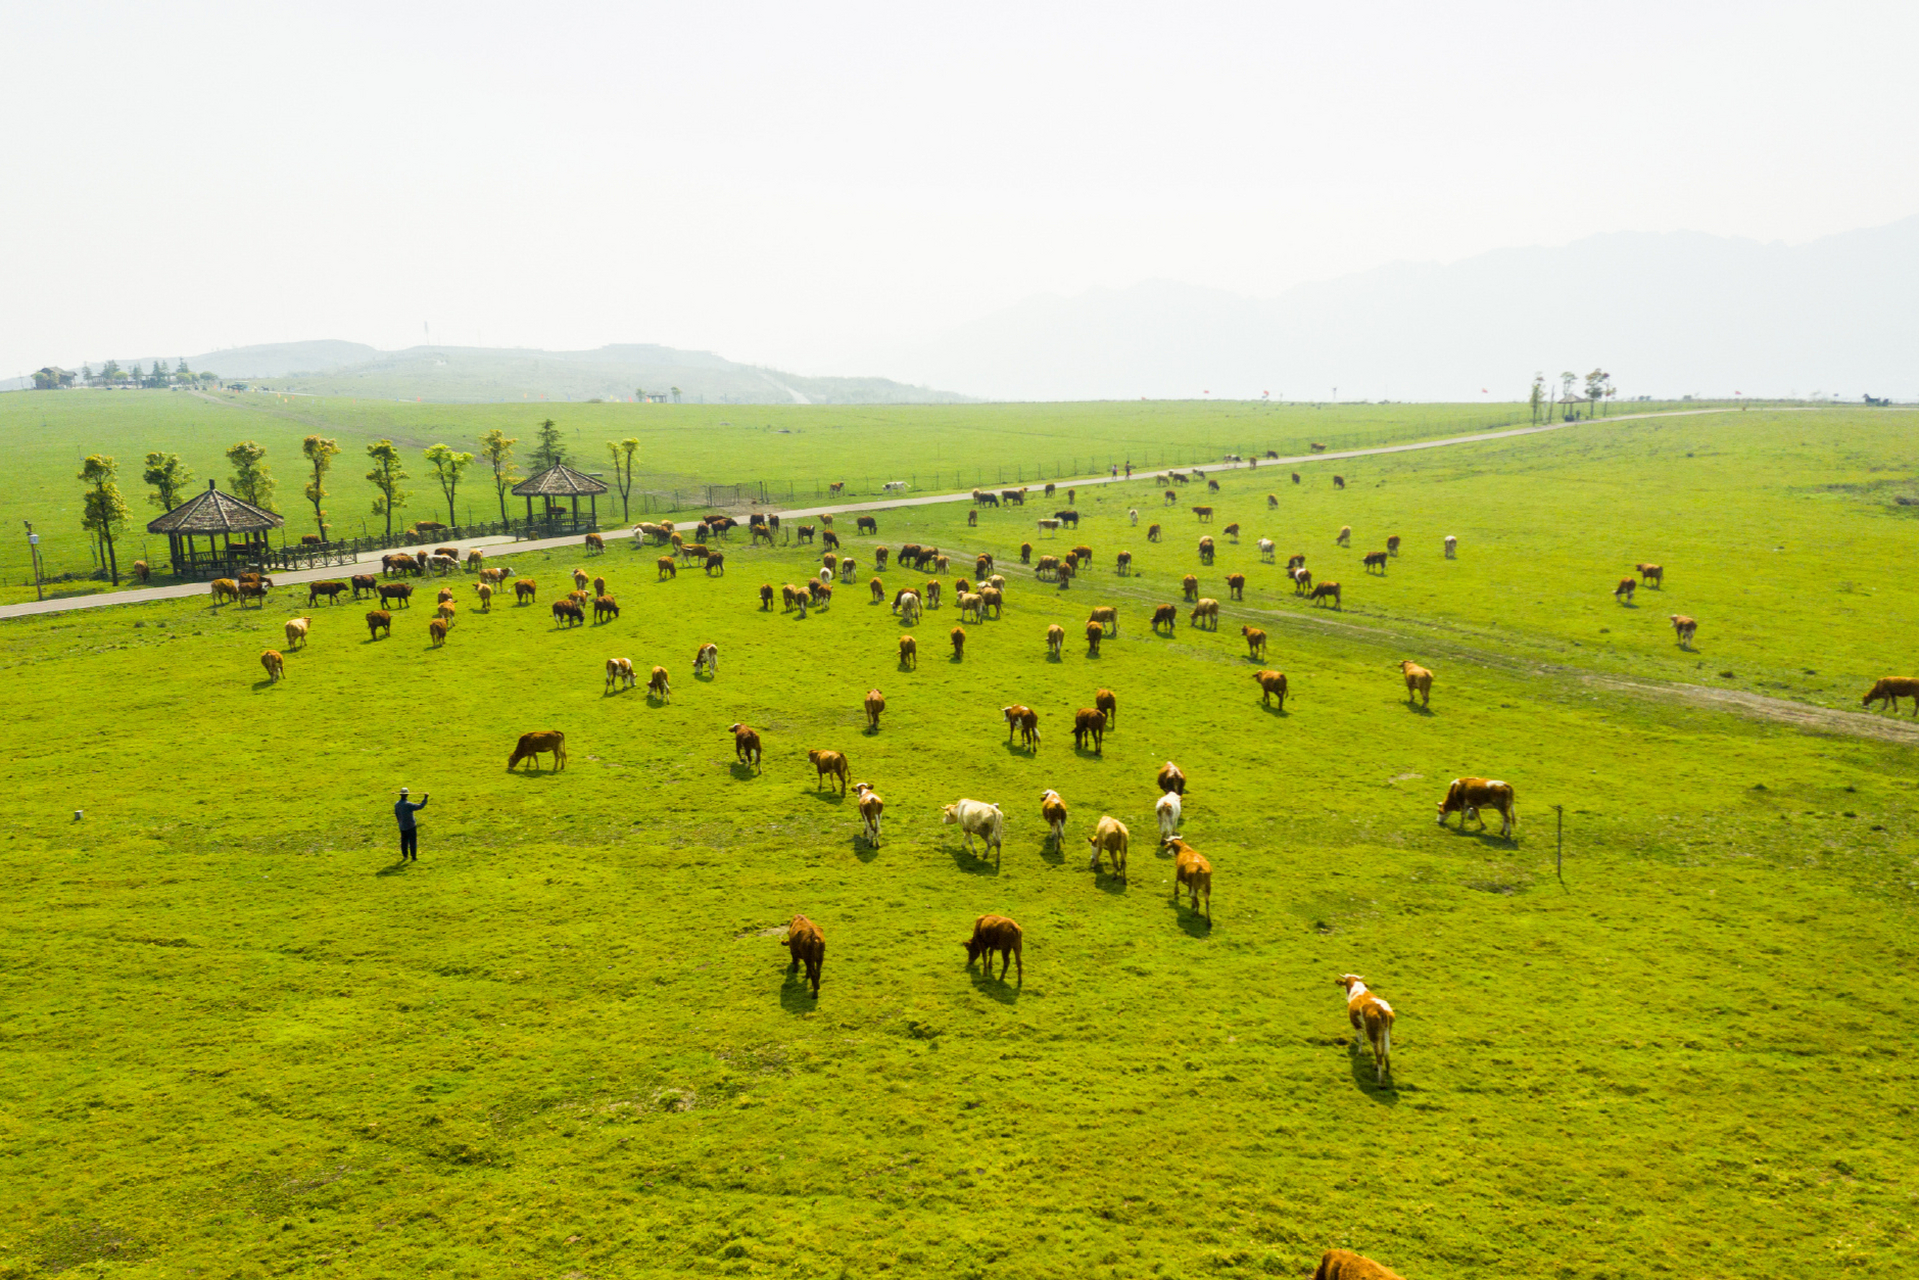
[
  {"x1": 512, "y1": 463, "x2": 609, "y2": 497},
  {"x1": 147, "y1": 481, "x2": 285, "y2": 535}
]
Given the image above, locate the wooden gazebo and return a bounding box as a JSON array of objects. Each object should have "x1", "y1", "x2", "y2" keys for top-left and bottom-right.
[
  {"x1": 147, "y1": 480, "x2": 285, "y2": 579},
  {"x1": 512, "y1": 463, "x2": 607, "y2": 535}
]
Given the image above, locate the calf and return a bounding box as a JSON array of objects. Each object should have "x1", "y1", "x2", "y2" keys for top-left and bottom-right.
[
  {"x1": 1364, "y1": 551, "x2": 1387, "y2": 573},
  {"x1": 605, "y1": 656, "x2": 637, "y2": 691},
  {"x1": 1157, "y1": 761, "x2": 1187, "y2": 795},
  {"x1": 1046, "y1": 623, "x2": 1065, "y2": 656},
  {"x1": 1253, "y1": 669, "x2": 1288, "y2": 709},
  {"x1": 1086, "y1": 815, "x2": 1129, "y2": 879},
  {"x1": 855, "y1": 782, "x2": 885, "y2": 845},
  {"x1": 1170, "y1": 837, "x2": 1211, "y2": 920},
  {"x1": 283, "y1": 616, "x2": 312, "y2": 649},
  {"x1": 1095, "y1": 687, "x2": 1116, "y2": 728},
  {"x1": 1189, "y1": 598, "x2": 1220, "y2": 629},
  {"x1": 647, "y1": 665, "x2": 672, "y2": 701},
  {"x1": 1636, "y1": 561, "x2": 1663, "y2": 587},
  {"x1": 1152, "y1": 603, "x2": 1177, "y2": 632},
  {"x1": 1309, "y1": 581, "x2": 1341, "y2": 609},
  {"x1": 1003, "y1": 703, "x2": 1039, "y2": 748},
  {"x1": 808, "y1": 748, "x2": 849, "y2": 794},
  {"x1": 1155, "y1": 791, "x2": 1182, "y2": 844},
  {"x1": 308, "y1": 580, "x2": 349, "y2": 605},
  {"x1": 1338, "y1": 975, "x2": 1395, "y2": 1087},
  {"x1": 942, "y1": 799, "x2": 1004, "y2": 859},
  {"x1": 1863, "y1": 676, "x2": 1919, "y2": 714},
  {"x1": 786, "y1": 916, "x2": 825, "y2": 996},
  {"x1": 1040, "y1": 789, "x2": 1068, "y2": 845},
  {"x1": 898, "y1": 634, "x2": 918, "y2": 668},
  {"x1": 692, "y1": 643, "x2": 718, "y2": 676},
  {"x1": 1242, "y1": 625, "x2": 1266, "y2": 659},
  {"x1": 962, "y1": 914, "x2": 1022, "y2": 982},
  {"x1": 1399, "y1": 659, "x2": 1433, "y2": 706},
  {"x1": 729, "y1": 722, "x2": 762, "y2": 769},
  {"x1": 259, "y1": 648, "x2": 285, "y2": 682},
  {"x1": 1072, "y1": 707, "x2": 1107, "y2": 752},
  {"x1": 1436, "y1": 776, "x2": 1516, "y2": 837},
  {"x1": 1614, "y1": 577, "x2": 1635, "y2": 603},
  {"x1": 1670, "y1": 614, "x2": 1697, "y2": 649},
  {"x1": 365, "y1": 609, "x2": 392, "y2": 640}
]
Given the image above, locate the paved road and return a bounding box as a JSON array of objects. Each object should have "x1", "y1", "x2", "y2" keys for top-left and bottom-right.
[{"x1": 0, "y1": 407, "x2": 1729, "y2": 622}]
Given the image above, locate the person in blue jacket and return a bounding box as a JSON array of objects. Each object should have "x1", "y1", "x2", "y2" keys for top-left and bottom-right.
[{"x1": 394, "y1": 787, "x2": 429, "y2": 861}]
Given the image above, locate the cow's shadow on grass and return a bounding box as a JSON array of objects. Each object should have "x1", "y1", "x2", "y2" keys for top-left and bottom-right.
[
  {"x1": 947, "y1": 843, "x2": 1000, "y2": 876},
  {"x1": 1045, "y1": 650, "x2": 1063, "y2": 664},
  {"x1": 805, "y1": 788, "x2": 847, "y2": 806},
  {"x1": 862, "y1": 722, "x2": 882, "y2": 737},
  {"x1": 778, "y1": 969, "x2": 819, "y2": 1014},
  {"x1": 1039, "y1": 837, "x2": 1065, "y2": 867},
  {"x1": 948, "y1": 652, "x2": 965, "y2": 664},
  {"x1": 1001, "y1": 741, "x2": 1036, "y2": 758},
  {"x1": 1073, "y1": 744, "x2": 1106, "y2": 760},
  {"x1": 1258, "y1": 702, "x2": 1289, "y2": 719},
  {"x1": 1093, "y1": 868, "x2": 1129, "y2": 896},
  {"x1": 1442, "y1": 824, "x2": 1519, "y2": 849},
  {"x1": 1403, "y1": 701, "x2": 1434, "y2": 717},
  {"x1": 967, "y1": 967, "x2": 1021, "y2": 1003},
  {"x1": 729, "y1": 761, "x2": 761, "y2": 780},
  {"x1": 850, "y1": 836, "x2": 879, "y2": 865},
  {"x1": 1347, "y1": 1043, "x2": 1400, "y2": 1105},
  {"x1": 1173, "y1": 901, "x2": 1212, "y2": 936}
]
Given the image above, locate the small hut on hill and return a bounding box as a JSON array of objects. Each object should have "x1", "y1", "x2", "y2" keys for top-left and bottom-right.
[
  {"x1": 147, "y1": 480, "x2": 284, "y2": 578},
  {"x1": 512, "y1": 463, "x2": 607, "y2": 534}
]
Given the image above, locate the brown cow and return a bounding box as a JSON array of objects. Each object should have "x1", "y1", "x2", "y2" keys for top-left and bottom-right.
[
  {"x1": 1253, "y1": 669, "x2": 1287, "y2": 709},
  {"x1": 1198, "y1": 535, "x2": 1215, "y2": 564},
  {"x1": 1863, "y1": 676, "x2": 1919, "y2": 714},
  {"x1": 647, "y1": 665, "x2": 671, "y2": 701},
  {"x1": 131, "y1": 559, "x2": 150, "y2": 582},
  {"x1": 1437, "y1": 776, "x2": 1516, "y2": 837},
  {"x1": 1336, "y1": 525, "x2": 1351, "y2": 546},
  {"x1": 656, "y1": 555, "x2": 678, "y2": 580},
  {"x1": 308, "y1": 580, "x2": 349, "y2": 605},
  {"x1": 1169, "y1": 837, "x2": 1211, "y2": 920},
  {"x1": 1094, "y1": 687, "x2": 1116, "y2": 728},
  {"x1": 759, "y1": 582, "x2": 775, "y2": 610},
  {"x1": 1670, "y1": 614, "x2": 1697, "y2": 649},
  {"x1": 1637, "y1": 562, "x2": 1663, "y2": 587},
  {"x1": 1225, "y1": 572, "x2": 1245, "y2": 599},
  {"x1": 1182, "y1": 574, "x2": 1199, "y2": 601},
  {"x1": 962, "y1": 915, "x2": 1023, "y2": 982},
  {"x1": 1312, "y1": 1249, "x2": 1405, "y2": 1280},
  {"x1": 1287, "y1": 553, "x2": 1306, "y2": 571},
  {"x1": 1338, "y1": 976, "x2": 1395, "y2": 1087},
  {"x1": 475, "y1": 582, "x2": 493, "y2": 611},
  {"x1": 899, "y1": 635, "x2": 917, "y2": 668},
  {"x1": 1147, "y1": 523, "x2": 1162, "y2": 542},
  {"x1": 1116, "y1": 550, "x2": 1132, "y2": 575},
  {"x1": 593, "y1": 595, "x2": 620, "y2": 622},
  {"x1": 925, "y1": 580, "x2": 942, "y2": 609},
  {"x1": 1189, "y1": 598, "x2": 1220, "y2": 629},
  {"x1": 950, "y1": 626, "x2": 966, "y2": 659},
  {"x1": 351, "y1": 574, "x2": 378, "y2": 598},
  {"x1": 508, "y1": 730, "x2": 567, "y2": 772},
  {"x1": 365, "y1": 609, "x2": 392, "y2": 639},
  {"x1": 1309, "y1": 581, "x2": 1341, "y2": 609},
  {"x1": 808, "y1": 748, "x2": 849, "y2": 794},
  {"x1": 786, "y1": 915, "x2": 825, "y2": 995},
  {"x1": 379, "y1": 582, "x2": 414, "y2": 608},
  {"x1": 1084, "y1": 604, "x2": 1117, "y2": 637},
  {"x1": 1046, "y1": 623, "x2": 1066, "y2": 656},
  {"x1": 1333, "y1": 474, "x2": 1346, "y2": 489},
  {"x1": 1157, "y1": 761, "x2": 1187, "y2": 795},
  {"x1": 1192, "y1": 506, "x2": 1214, "y2": 522},
  {"x1": 729, "y1": 722, "x2": 762, "y2": 769},
  {"x1": 1614, "y1": 577, "x2": 1636, "y2": 602},
  {"x1": 1291, "y1": 566, "x2": 1314, "y2": 594},
  {"x1": 238, "y1": 581, "x2": 269, "y2": 608},
  {"x1": 605, "y1": 657, "x2": 636, "y2": 692},
  {"x1": 585, "y1": 532, "x2": 605, "y2": 553},
  {"x1": 552, "y1": 600, "x2": 585, "y2": 627},
  {"x1": 1040, "y1": 789, "x2": 1068, "y2": 846},
  {"x1": 1400, "y1": 659, "x2": 1434, "y2": 707},
  {"x1": 1242, "y1": 625, "x2": 1266, "y2": 659},
  {"x1": 856, "y1": 688, "x2": 884, "y2": 731},
  {"x1": 1364, "y1": 552, "x2": 1387, "y2": 574},
  {"x1": 259, "y1": 649, "x2": 284, "y2": 682},
  {"x1": 1003, "y1": 704, "x2": 1039, "y2": 748},
  {"x1": 1386, "y1": 535, "x2": 1400, "y2": 557},
  {"x1": 514, "y1": 578, "x2": 537, "y2": 604},
  {"x1": 1019, "y1": 540, "x2": 1033, "y2": 563},
  {"x1": 870, "y1": 577, "x2": 886, "y2": 604},
  {"x1": 1152, "y1": 603, "x2": 1178, "y2": 633},
  {"x1": 572, "y1": 568, "x2": 590, "y2": 593},
  {"x1": 855, "y1": 782, "x2": 885, "y2": 845},
  {"x1": 1086, "y1": 815, "x2": 1128, "y2": 879},
  {"x1": 428, "y1": 618, "x2": 449, "y2": 647},
  {"x1": 1078, "y1": 619, "x2": 1099, "y2": 656},
  {"x1": 857, "y1": 515, "x2": 878, "y2": 534},
  {"x1": 1072, "y1": 707, "x2": 1106, "y2": 752},
  {"x1": 437, "y1": 586, "x2": 455, "y2": 605},
  {"x1": 1267, "y1": 493, "x2": 1279, "y2": 508}
]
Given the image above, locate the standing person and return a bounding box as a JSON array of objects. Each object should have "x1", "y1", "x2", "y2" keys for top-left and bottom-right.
[{"x1": 394, "y1": 786, "x2": 429, "y2": 861}]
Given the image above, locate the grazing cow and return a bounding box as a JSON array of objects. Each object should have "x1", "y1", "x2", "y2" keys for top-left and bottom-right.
[
  {"x1": 1019, "y1": 541, "x2": 1033, "y2": 564},
  {"x1": 1087, "y1": 605, "x2": 1118, "y2": 637},
  {"x1": 962, "y1": 915, "x2": 1022, "y2": 982},
  {"x1": 473, "y1": 582, "x2": 495, "y2": 611},
  {"x1": 1055, "y1": 509, "x2": 1079, "y2": 528},
  {"x1": 1045, "y1": 622, "x2": 1067, "y2": 656},
  {"x1": 1291, "y1": 566, "x2": 1314, "y2": 594},
  {"x1": 1253, "y1": 669, "x2": 1288, "y2": 709},
  {"x1": 1336, "y1": 525, "x2": 1352, "y2": 546},
  {"x1": 1333, "y1": 474, "x2": 1346, "y2": 489},
  {"x1": 808, "y1": 748, "x2": 849, "y2": 794},
  {"x1": 869, "y1": 577, "x2": 886, "y2": 604},
  {"x1": 1116, "y1": 550, "x2": 1132, "y2": 576},
  {"x1": 606, "y1": 656, "x2": 637, "y2": 691},
  {"x1": 942, "y1": 799, "x2": 1004, "y2": 858},
  {"x1": 899, "y1": 592, "x2": 922, "y2": 625},
  {"x1": 508, "y1": 731, "x2": 568, "y2": 772},
  {"x1": 365, "y1": 609, "x2": 392, "y2": 639},
  {"x1": 1863, "y1": 676, "x2": 1919, "y2": 714},
  {"x1": 759, "y1": 583, "x2": 775, "y2": 610},
  {"x1": 1035, "y1": 554, "x2": 1061, "y2": 581},
  {"x1": 1072, "y1": 707, "x2": 1107, "y2": 753},
  {"x1": 1084, "y1": 620, "x2": 1104, "y2": 656},
  {"x1": 259, "y1": 648, "x2": 284, "y2": 682},
  {"x1": 1155, "y1": 791, "x2": 1182, "y2": 845},
  {"x1": 729, "y1": 722, "x2": 762, "y2": 768},
  {"x1": 380, "y1": 582, "x2": 414, "y2": 608},
  {"x1": 1086, "y1": 815, "x2": 1129, "y2": 879},
  {"x1": 466, "y1": 549, "x2": 485, "y2": 572},
  {"x1": 131, "y1": 559, "x2": 150, "y2": 583},
  {"x1": 1292, "y1": 471, "x2": 1302, "y2": 484},
  {"x1": 308, "y1": 580, "x2": 349, "y2": 605},
  {"x1": 863, "y1": 688, "x2": 885, "y2": 730},
  {"x1": 657, "y1": 555, "x2": 677, "y2": 580},
  {"x1": 1069, "y1": 544, "x2": 1092, "y2": 568},
  {"x1": 552, "y1": 600, "x2": 585, "y2": 627},
  {"x1": 979, "y1": 587, "x2": 1003, "y2": 618},
  {"x1": 797, "y1": 524, "x2": 816, "y2": 545},
  {"x1": 898, "y1": 634, "x2": 918, "y2": 668},
  {"x1": 594, "y1": 595, "x2": 620, "y2": 622},
  {"x1": 959, "y1": 592, "x2": 985, "y2": 622},
  {"x1": 693, "y1": 642, "x2": 718, "y2": 676},
  {"x1": 1257, "y1": 538, "x2": 1275, "y2": 563},
  {"x1": 1242, "y1": 625, "x2": 1266, "y2": 658},
  {"x1": 1223, "y1": 523, "x2": 1240, "y2": 544},
  {"x1": 1309, "y1": 581, "x2": 1341, "y2": 609},
  {"x1": 351, "y1": 574, "x2": 378, "y2": 598},
  {"x1": 782, "y1": 583, "x2": 803, "y2": 611},
  {"x1": 429, "y1": 554, "x2": 459, "y2": 575},
  {"x1": 873, "y1": 546, "x2": 889, "y2": 569},
  {"x1": 974, "y1": 553, "x2": 993, "y2": 580},
  {"x1": 480, "y1": 566, "x2": 508, "y2": 586},
  {"x1": 514, "y1": 579, "x2": 537, "y2": 604},
  {"x1": 380, "y1": 553, "x2": 413, "y2": 576},
  {"x1": 1312, "y1": 1250, "x2": 1406, "y2": 1280},
  {"x1": 1157, "y1": 761, "x2": 1187, "y2": 795},
  {"x1": 1192, "y1": 506, "x2": 1214, "y2": 522},
  {"x1": 1339, "y1": 975, "x2": 1395, "y2": 1087},
  {"x1": 1637, "y1": 562, "x2": 1663, "y2": 587},
  {"x1": 1670, "y1": 614, "x2": 1698, "y2": 649},
  {"x1": 428, "y1": 618, "x2": 449, "y2": 647},
  {"x1": 1437, "y1": 776, "x2": 1516, "y2": 837},
  {"x1": 1003, "y1": 704, "x2": 1039, "y2": 748},
  {"x1": 1399, "y1": 659, "x2": 1434, "y2": 707},
  {"x1": 238, "y1": 581, "x2": 269, "y2": 608},
  {"x1": 705, "y1": 551, "x2": 726, "y2": 576},
  {"x1": 1189, "y1": 598, "x2": 1220, "y2": 629},
  {"x1": 809, "y1": 581, "x2": 834, "y2": 609},
  {"x1": 1225, "y1": 573, "x2": 1246, "y2": 600},
  {"x1": 1207, "y1": 479, "x2": 1220, "y2": 493},
  {"x1": 571, "y1": 567, "x2": 589, "y2": 593},
  {"x1": 1037, "y1": 518, "x2": 1061, "y2": 536},
  {"x1": 1147, "y1": 523, "x2": 1162, "y2": 542},
  {"x1": 784, "y1": 915, "x2": 826, "y2": 995},
  {"x1": 855, "y1": 782, "x2": 885, "y2": 845},
  {"x1": 1170, "y1": 837, "x2": 1211, "y2": 920},
  {"x1": 1364, "y1": 552, "x2": 1388, "y2": 574},
  {"x1": 1182, "y1": 574, "x2": 1199, "y2": 601},
  {"x1": 821, "y1": 530, "x2": 840, "y2": 552},
  {"x1": 1386, "y1": 535, "x2": 1401, "y2": 557},
  {"x1": 925, "y1": 580, "x2": 942, "y2": 609},
  {"x1": 1286, "y1": 553, "x2": 1306, "y2": 571},
  {"x1": 1151, "y1": 603, "x2": 1178, "y2": 633},
  {"x1": 752, "y1": 521, "x2": 774, "y2": 545},
  {"x1": 1444, "y1": 534, "x2": 1457, "y2": 558},
  {"x1": 1094, "y1": 687, "x2": 1116, "y2": 727},
  {"x1": 950, "y1": 626, "x2": 966, "y2": 658},
  {"x1": 283, "y1": 616, "x2": 312, "y2": 649},
  {"x1": 1039, "y1": 788, "x2": 1068, "y2": 845},
  {"x1": 933, "y1": 555, "x2": 949, "y2": 573},
  {"x1": 1198, "y1": 536, "x2": 1215, "y2": 564},
  {"x1": 857, "y1": 515, "x2": 878, "y2": 534}
]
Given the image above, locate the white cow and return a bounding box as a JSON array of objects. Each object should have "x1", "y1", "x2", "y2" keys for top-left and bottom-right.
[
  {"x1": 1257, "y1": 538, "x2": 1276, "y2": 563},
  {"x1": 1128, "y1": 507, "x2": 1139, "y2": 526},
  {"x1": 884, "y1": 480, "x2": 909, "y2": 492},
  {"x1": 899, "y1": 593, "x2": 921, "y2": 625},
  {"x1": 1156, "y1": 792, "x2": 1182, "y2": 844},
  {"x1": 1444, "y1": 534, "x2": 1457, "y2": 559},
  {"x1": 941, "y1": 798, "x2": 1004, "y2": 857}
]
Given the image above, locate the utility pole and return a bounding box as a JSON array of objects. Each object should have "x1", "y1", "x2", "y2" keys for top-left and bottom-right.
[{"x1": 24, "y1": 520, "x2": 42, "y2": 601}]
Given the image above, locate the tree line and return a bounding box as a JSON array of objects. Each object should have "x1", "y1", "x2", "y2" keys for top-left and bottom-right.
[
  {"x1": 34, "y1": 359, "x2": 222, "y2": 390},
  {"x1": 71, "y1": 417, "x2": 648, "y2": 585}
]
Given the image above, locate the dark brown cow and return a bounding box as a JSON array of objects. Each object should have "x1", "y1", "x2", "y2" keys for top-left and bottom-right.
[
  {"x1": 1147, "y1": 523, "x2": 1162, "y2": 542},
  {"x1": 1156, "y1": 761, "x2": 1187, "y2": 795},
  {"x1": 1094, "y1": 687, "x2": 1116, "y2": 727},
  {"x1": 1116, "y1": 550, "x2": 1132, "y2": 575},
  {"x1": 551, "y1": 600, "x2": 585, "y2": 627},
  {"x1": 1198, "y1": 535, "x2": 1215, "y2": 564},
  {"x1": 787, "y1": 916, "x2": 825, "y2": 996},
  {"x1": 593, "y1": 595, "x2": 620, "y2": 622},
  {"x1": 1670, "y1": 614, "x2": 1697, "y2": 648},
  {"x1": 857, "y1": 515, "x2": 877, "y2": 534},
  {"x1": 760, "y1": 582, "x2": 775, "y2": 609},
  {"x1": 729, "y1": 722, "x2": 762, "y2": 769},
  {"x1": 1863, "y1": 676, "x2": 1919, "y2": 714},
  {"x1": 704, "y1": 551, "x2": 726, "y2": 575},
  {"x1": 365, "y1": 609, "x2": 392, "y2": 640},
  {"x1": 514, "y1": 578, "x2": 537, "y2": 604},
  {"x1": 1333, "y1": 474, "x2": 1346, "y2": 489},
  {"x1": 1364, "y1": 551, "x2": 1388, "y2": 574},
  {"x1": 950, "y1": 626, "x2": 966, "y2": 658},
  {"x1": 1072, "y1": 707, "x2": 1107, "y2": 752},
  {"x1": 507, "y1": 730, "x2": 567, "y2": 772},
  {"x1": 1637, "y1": 562, "x2": 1663, "y2": 587},
  {"x1": 1225, "y1": 573, "x2": 1245, "y2": 599},
  {"x1": 351, "y1": 574, "x2": 378, "y2": 598},
  {"x1": 308, "y1": 580, "x2": 349, "y2": 605},
  {"x1": 962, "y1": 915, "x2": 1023, "y2": 982},
  {"x1": 1614, "y1": 577, "x2": 1635, "y2": 602},
  {"x1": 1437, "y1": 777, "x2": 1516, "y2": 837},
  {"x1": 1253, "y1": 669, "x2": 1287, "y2": 708},
  {"x1": 1003, "y1": 703, "x2": 1039, "y2": 748},
  {"x1": 1152, "y1": 603, "x2": 1178, "y2": 632},
  {"x1": 1386, "y1": 535, "x2": 1401, "y2": 556},
  {"x1": 808, "y1": 748, "x2": 849, "y2": 794},
  {"x1": 1084, "y1": 620, "x2": 1104, "y2": 656},
  {"x1": 1192, "y1": 505, "x2": 1214, "y2": 522},
  {"x1": 1019, "y1": 541, "x2": 1033, "y2": 564},
  {"x1": 379, "y1": 582, "x2": 414, "y2": 607}
]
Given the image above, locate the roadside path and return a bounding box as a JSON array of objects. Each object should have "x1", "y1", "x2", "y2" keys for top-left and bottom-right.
[{"x1": 0, "y1": 406, "x2": 1728, "y2": 622}]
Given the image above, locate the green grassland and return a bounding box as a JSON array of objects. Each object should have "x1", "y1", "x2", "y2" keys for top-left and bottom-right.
[
  {"x1": 0, "y1": 391, "x2": 1561, "y2": 603},
  {"x1": 2, "y1": 408, "x2": 1916, "y2": 1278}
]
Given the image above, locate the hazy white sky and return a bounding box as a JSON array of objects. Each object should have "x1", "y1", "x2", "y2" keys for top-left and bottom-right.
[{"x1": 7, "y1": 1, "x2": 1917, "y2": 381}]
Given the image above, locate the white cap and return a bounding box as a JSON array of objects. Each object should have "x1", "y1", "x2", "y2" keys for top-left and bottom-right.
[{"x1": 399, "y1": 787, "x2": 409, "y2": 794}]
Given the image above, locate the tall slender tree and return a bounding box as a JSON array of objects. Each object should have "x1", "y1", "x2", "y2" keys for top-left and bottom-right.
[
  {"x1": 1559, "y1": 371, "x2": 1578, "y2": 420},
  {"x1": 1529, "y1": 373, "x2": 1546, "y2": 425},
  {"x1": 424, "y1": 443, "x2": 474, "y2": 527},
  {"x1": 532, "y1": 417, "x2": 567, "y2": 470},
  {"x1": 302, "y1": 435, "x2": 340, "y2": 540},
  {"x1": 365, "y1": 440, "x2": 410, "y2": 537},
  {"x1": 607, "y1": 437, "x2": 640, "y2": 521},
  {"x1": 1585, "y1": 369, "x2": 1612, "y2": 416},
  {"x1": 226, "y1": 441, "x2": 275, "y2": 509},
  {"x1": 79, "y1": 455, "x2": 129, "y2": 585},
  {"x1": 142, "y1": 451, "x2": 193, "y2": 512},
  {"x1": 479, "y1": 428, "x2": 519, "y2": 522}
]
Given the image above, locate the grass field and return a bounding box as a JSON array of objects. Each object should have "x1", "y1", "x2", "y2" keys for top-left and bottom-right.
[
  {"x1": 2, "y1": 408, "x2": 1916, "y2": 1278},
  {"x1": 0, "y1": 392, "x2": 1576, "y2": 603}
]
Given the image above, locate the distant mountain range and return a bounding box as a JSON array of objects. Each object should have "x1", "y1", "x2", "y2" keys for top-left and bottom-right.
[
  {"x1": 869, "y1": 216, "x2": 1919, "y2": 402},
  {"x1": 103, "y1": 341, "x2": 973, "y2": 405}
]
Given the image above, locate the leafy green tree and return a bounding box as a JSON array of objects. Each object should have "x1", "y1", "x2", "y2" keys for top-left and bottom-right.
[
  {"x1": 1585, "y1": 369, "x2": 1612, "y2": 416},
  {"x1": 302, "y1": 435, "x2": 340, "y2": 540},
  {"x1": 532, "y1": 417, "x2": 567, "y2": 470},
  {"x1": 1559, "y1": 371, "x2": 1577, "y2": 420},
  {"x1": 142, "y1": 451, "x2": 193, "y2": 512},
  {"x1": 424, "y1": 443, "x2": 474, "y2": 526},
  {"x1": 365, "y1": 440, "x2": 410, "y2": 537},
  {"x1": 1528, "y1": 373, "x2": 1545, "y2": 424},
  {"x1": 479, "y1": 428, "x2": 520, "y2": 523},
  {"x1": 81, "y1": 363, "x2": 94, "y2": 385},
  {"x1": 102, "y1": 359, "x2": 124, "y2": 384},
  {"x1": 607, "y1": 437, "x2": 640, "y2": 520},
  {"x1": 670, "y1": 386, "x2": 682, "y2": 403},
  {"x1": 175, "y1": 358, "x2": 190, "y2": 377},
  {"x1": 78, "y1": 454, "x2": 129, "y2": 585},
  {"x1": 226, "y1": 441, "x2": 275, "y2": 509}
]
